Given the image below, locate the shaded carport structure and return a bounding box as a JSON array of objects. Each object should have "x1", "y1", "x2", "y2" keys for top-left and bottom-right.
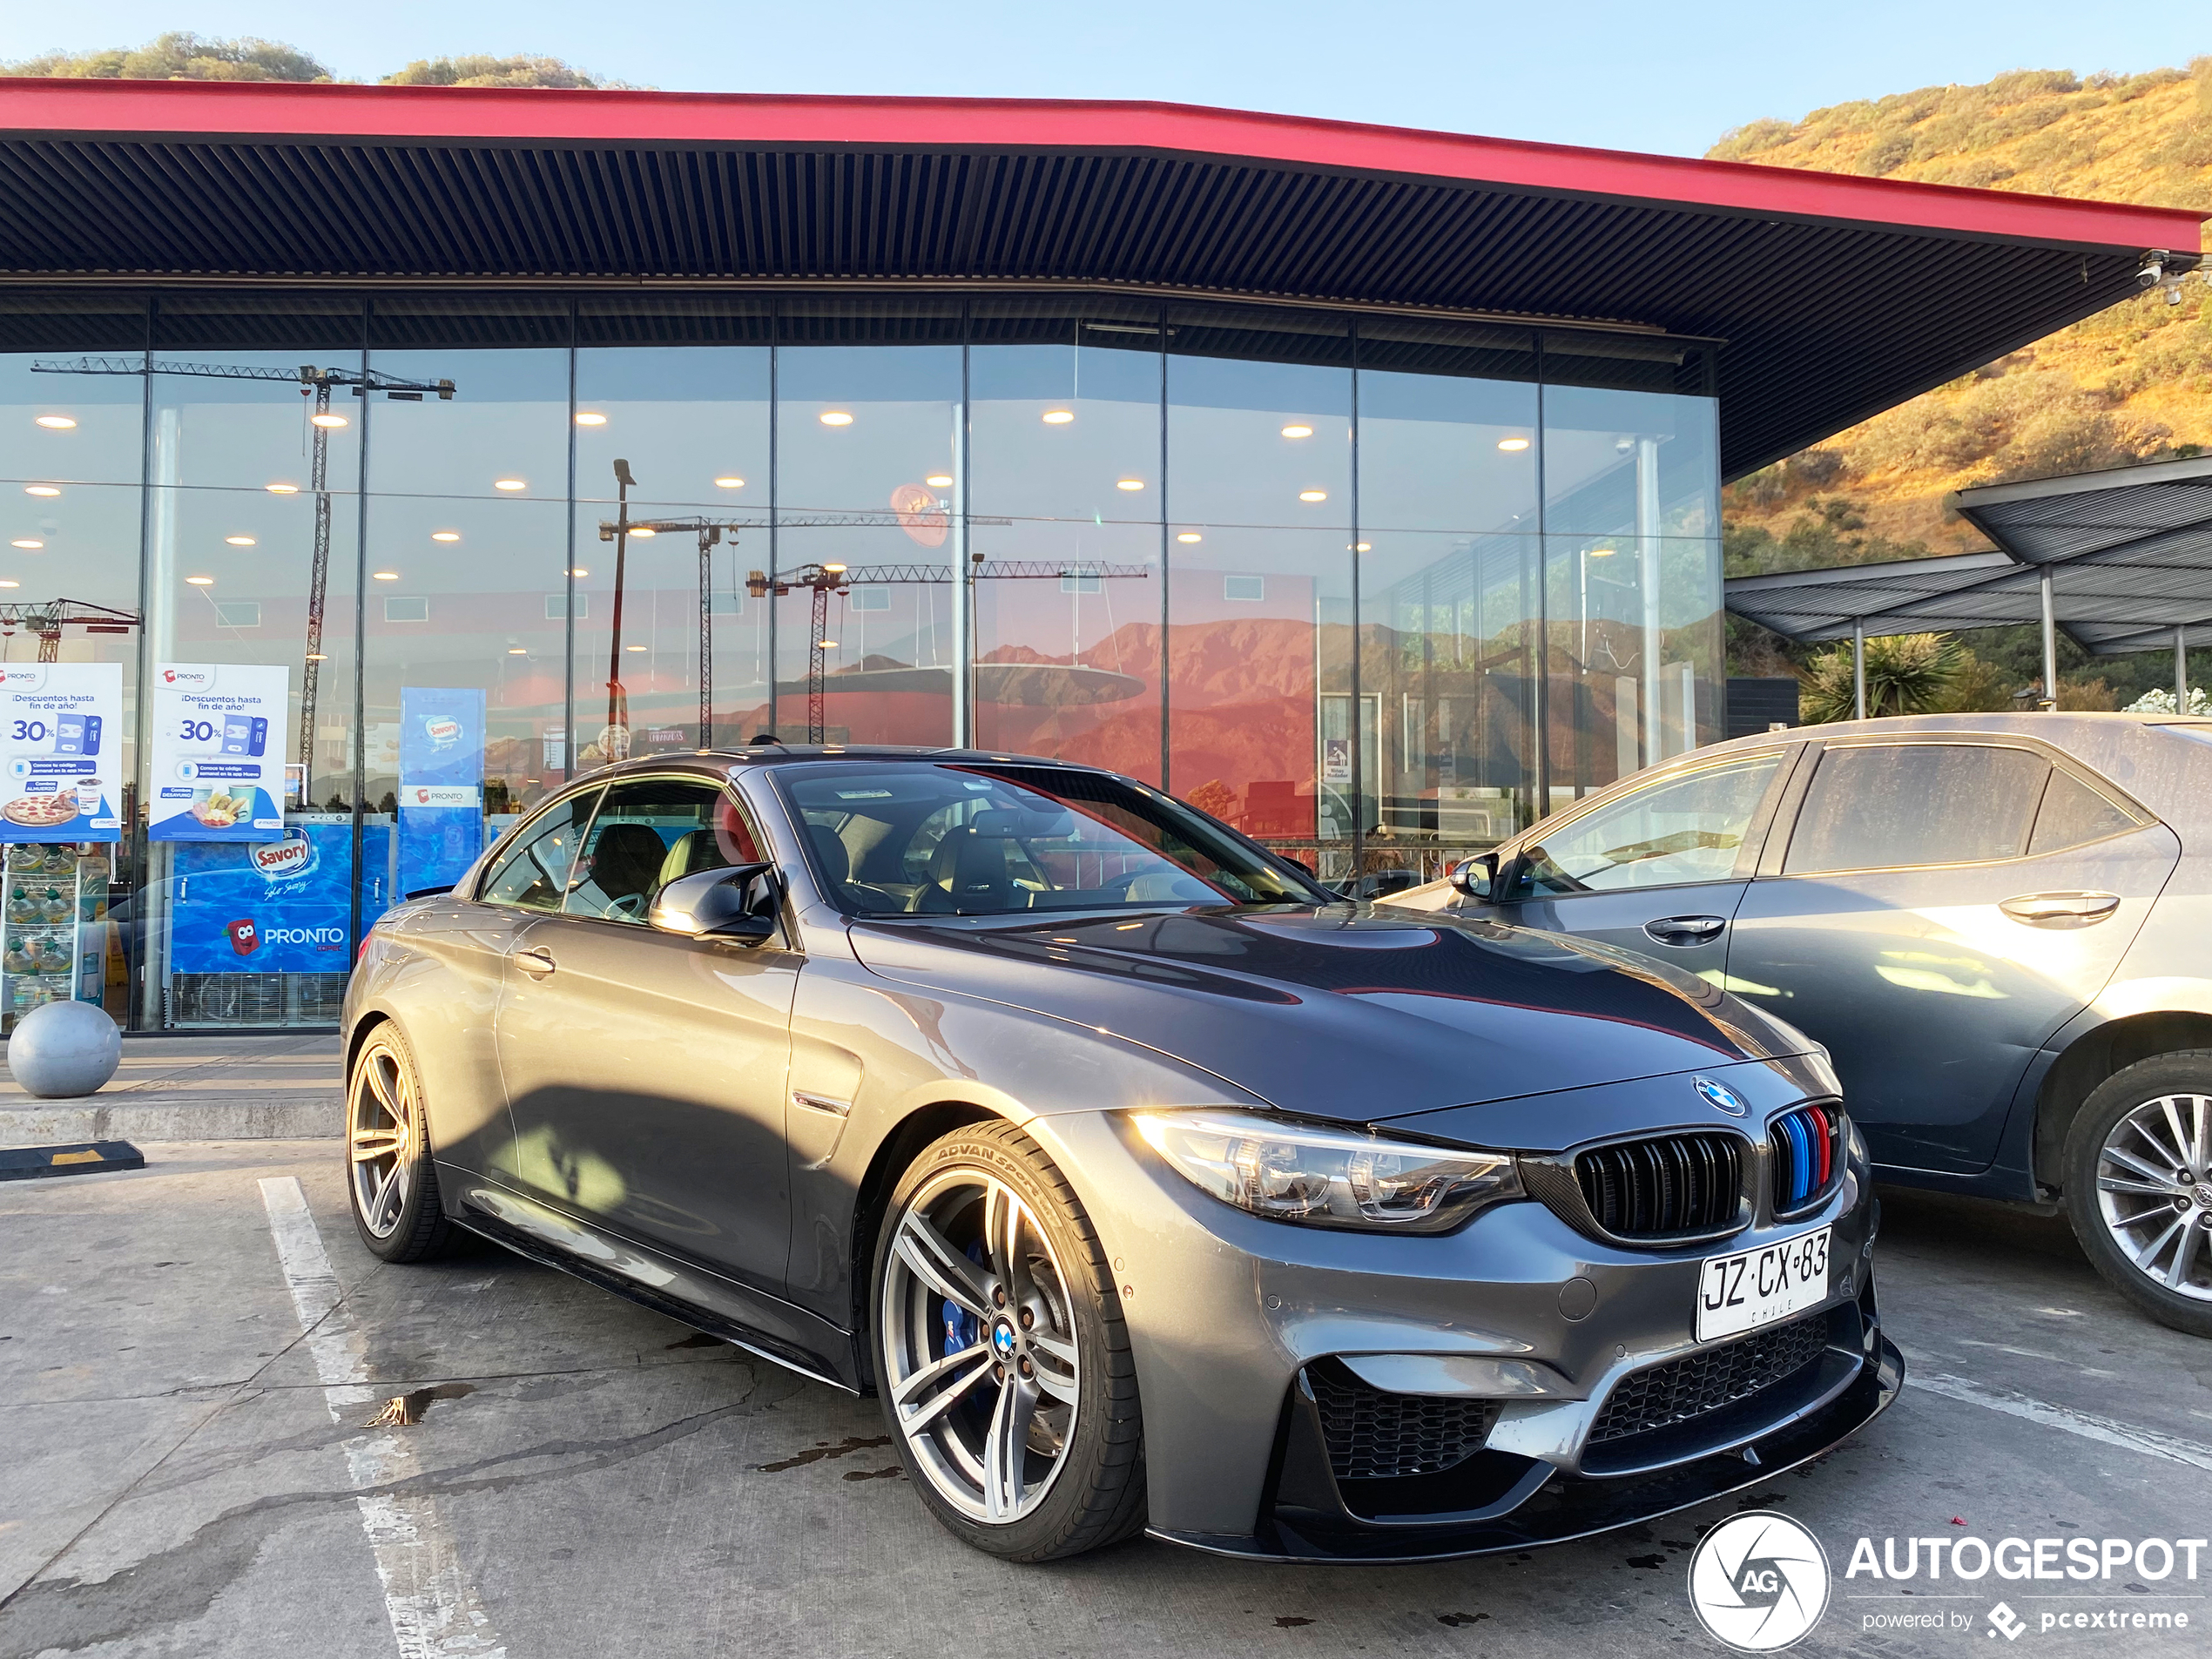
[{"x1": 1726, "y1": 454, "x2": 2212, "y2": 714}]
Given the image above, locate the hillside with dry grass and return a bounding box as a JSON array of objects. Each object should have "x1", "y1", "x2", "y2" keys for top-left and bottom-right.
[{"x1": 1711, "y1": 63, "x2": 2212, "y2": 705}]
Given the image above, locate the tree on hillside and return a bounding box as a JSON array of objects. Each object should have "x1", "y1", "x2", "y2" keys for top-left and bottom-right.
[
  {"x1": 381, "y1": 55, "x2": 632, "y2": 90},
  {"x1": 0, "y1": 31, "x2": 333, "y2": 81}
]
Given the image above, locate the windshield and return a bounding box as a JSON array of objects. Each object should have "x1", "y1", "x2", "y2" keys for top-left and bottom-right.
[{"x1": 775, "y1": 762, "x2": 1327, "y2": 916}]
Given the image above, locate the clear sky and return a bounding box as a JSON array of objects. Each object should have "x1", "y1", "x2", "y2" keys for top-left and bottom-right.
[{"x1": 5, "y1": 3, "x2": 2209, "y2": 158}]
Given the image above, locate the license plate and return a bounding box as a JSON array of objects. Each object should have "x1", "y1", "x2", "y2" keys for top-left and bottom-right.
[{"x1": 1696, "y1": 1226, "x2": 1832, "y2": 1342}]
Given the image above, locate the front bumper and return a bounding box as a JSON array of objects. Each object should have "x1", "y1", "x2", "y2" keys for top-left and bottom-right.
[{"x1": 1022, "y1": 1109, "x2": 1898, "y2": 1562}]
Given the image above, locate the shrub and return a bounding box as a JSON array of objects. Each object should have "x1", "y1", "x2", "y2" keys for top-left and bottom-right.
[{"x1": 1799, "y1": 632, "x2": 1966, "y2": 723}]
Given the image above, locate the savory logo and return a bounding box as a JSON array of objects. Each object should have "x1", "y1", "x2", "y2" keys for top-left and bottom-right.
[{"x1": 247, "y1": 837, "x2": 316, "y2": 884}]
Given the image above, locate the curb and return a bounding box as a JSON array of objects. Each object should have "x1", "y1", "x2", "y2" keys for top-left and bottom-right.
[{"x1": 0, "y1": 1096, "x2": 342, "y2": 1143}]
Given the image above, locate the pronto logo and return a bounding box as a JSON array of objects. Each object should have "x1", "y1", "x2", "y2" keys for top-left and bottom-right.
[
  {"x1": 1688, "y1": 1511, "x2": 1831, "y2": 1651},
  {"x1": 262, "y1": 925, "x2": 347, "y2": 949},
  {"x1": 161, "y1": 666, "x2": 213, "y2": 690}
]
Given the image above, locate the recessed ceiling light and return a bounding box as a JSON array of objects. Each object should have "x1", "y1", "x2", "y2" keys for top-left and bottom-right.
[
  {"x1": 34, "y1": 415, "x2": 75, "y2": 429},
  {"x1": 819, "y1": 411, "x2": 853, "y2": 427},
  {"x1": 1280, "y1": 424, "x2": 1313, "y2": 439},
  {"x1": 1588, "y1": 545, "x2": 1618, "y2": 557},
  {"x1": 1354, "y1": 542, "x2": 1372, "y2": 552},
  {"x1": 305, "y1": 651, "x2": 327, "y2": 661},
  {"x1": 185, "y1": 574, "x2": 213, "y2": 585},
  {"x1": 630, "y1": 526, "x2": 656, "y2": 538},
  {"x1": 431, "y1": 530, "x2": 461, "y2": 543},
  {"x1": 373, "y1": 570, "x2": 400, "y2": 581},
  {"x1": 715, "y1": 476, "x2": 745, "y2": 489},
  {"x1": 24, "y1": 485, "x2": 58, "y2": 497},
  {"x1": 0, "y1": 581, "x2": 19, "y2": 590},
  {"x1": 1298, "y1": 489, "x2": 1327, "y2": 502},
  {"x1": 817, "y1": 638, "x2": 838, "y2": 648},
  {"x1": 574, "y1": 412, "x2": 607, "y2": 426},
  {"x1": 1177, "y1": 532, "x2": 1203, "y2": 543},
  {"x1": 1116, "y1": 478, "x2": 1144, "y2": 491},
  {"x1": 1042, "y1": 409, "x2": 1076, "y2": 425},
  {"x1": 1497, "y1": 436, "x2": 1531, "y2": 452},
  {"x1": 625, "y1": 644, "x2": 648, "y2": 651},
  {"x1": 10, "y1": 539, "x2": 43, "y2": 550},
  {"x1": 508, "y1": 647, "x2": 527, "y2": 655},
  {"x1": 226, "y1": 536, "x2": 255, "y2": 546},
  {"x1": 822, "y1": 562, "x2": 848, "y2": 574},
  {"x1": 925, "y1": 474, "x2": 954, "y2": 489},
  {"x1": 311, "y1": 413, "x2": 348, "y2": 428},
  {"x1": 494, "y1": 478, "x2": 527, "y2": 491},
  {"x1": 570, "y1": 567, "x2": 590, "y2": 578},
  {"x1": 266, "y1": 482, "x2": 299, "y2": 495}
]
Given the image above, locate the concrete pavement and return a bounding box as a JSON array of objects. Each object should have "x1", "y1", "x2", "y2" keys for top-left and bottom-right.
[
  {"x1": 1, "y1": 1142, "x2": 2207, "y2": 1658},
  {"x1": 0, "y1": 1036, "x2": 341, "y2": 1145}
]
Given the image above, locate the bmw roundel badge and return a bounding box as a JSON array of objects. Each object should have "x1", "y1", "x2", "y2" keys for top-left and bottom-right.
[{"x1": 1695, "y1": 1076, "x2": 1748, "y2": 1116}]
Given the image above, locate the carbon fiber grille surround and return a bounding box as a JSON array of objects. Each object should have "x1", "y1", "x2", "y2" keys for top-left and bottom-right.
[
  {"x1": 1307, "y1": 1361, "x2": 1501, "y2": 1480},
  {"x1": 1588, "y1": 1313, "x2": 1832, "y2": 1445},
  {"x1": 1575, "y1": 1131, "x2": 1743, "y2": 1239}
]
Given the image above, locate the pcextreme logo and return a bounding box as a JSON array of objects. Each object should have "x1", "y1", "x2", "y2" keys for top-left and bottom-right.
[{"x1": 1688, "y1": 1512, "x2": 1831, "y2": 1651}]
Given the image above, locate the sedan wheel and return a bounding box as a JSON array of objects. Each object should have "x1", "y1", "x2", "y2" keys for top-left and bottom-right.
[
  {"x1": 2065, "y1": 1055, "x2": 2212, "y2": 1338},
  {"x1": 872, "y1": 1122, "x2": 1144, "y2": 1560},
  {"x1": 346, "y1": 1025, "x2": 455, "y2": 1263}
]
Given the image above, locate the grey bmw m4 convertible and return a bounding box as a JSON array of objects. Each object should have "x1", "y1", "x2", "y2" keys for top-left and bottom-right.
[{"x1": 342, "y1": 746, "x2": 1901, "y2": 1562}]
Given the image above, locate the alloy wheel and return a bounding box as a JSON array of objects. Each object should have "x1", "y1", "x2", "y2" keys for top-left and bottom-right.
[
  {"x1": 880, "y1": 1169, "x2": 1082, "y2": 1524},
  {"x1": 348, "y1": 1041, "x2": 415, "y2": 1240},
  {"x1": 2095, "y1": 1092, "x2": 2212, "y2": 1302}
]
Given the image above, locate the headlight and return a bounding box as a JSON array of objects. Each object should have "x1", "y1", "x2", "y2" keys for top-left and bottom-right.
[{"x1": 1130, "y1": 1109, "x2": 1522, "y2": 1232}]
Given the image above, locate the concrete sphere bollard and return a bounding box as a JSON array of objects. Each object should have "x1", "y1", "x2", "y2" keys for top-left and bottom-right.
[{"x1": 8, "y1": 1000, "x2": 123, "y2": 1099}]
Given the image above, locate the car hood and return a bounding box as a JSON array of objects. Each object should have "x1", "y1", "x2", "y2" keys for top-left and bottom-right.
[{"x1": 844, "y1": 906, "x2": 1818, "y2": 1122}]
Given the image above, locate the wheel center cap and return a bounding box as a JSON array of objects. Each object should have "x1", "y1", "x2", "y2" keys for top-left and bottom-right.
[
  {"x1": 2192, "y1": 1182, "x2": 2212, "y2": 1211},
  {"x1": 991, "y1": 1318, "x2": 1019, "y2": 1359}
]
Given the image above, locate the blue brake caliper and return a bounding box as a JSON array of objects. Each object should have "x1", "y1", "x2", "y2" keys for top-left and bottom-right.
[{"x1": 942, "y1": 1239, "x2": 988, "y2": 1359}]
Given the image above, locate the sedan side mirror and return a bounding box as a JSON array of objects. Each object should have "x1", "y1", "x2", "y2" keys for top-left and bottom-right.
[
  {"x1": 650, "y1": 861, "x2": 780, "y2": 946},
  {"x1": 1450, "y1": 852, "x2": 1502, "y2": 900}
]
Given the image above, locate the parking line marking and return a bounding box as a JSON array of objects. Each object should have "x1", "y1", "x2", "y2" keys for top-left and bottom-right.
[
  {"x1": 260, "y1": 1177, "x2": 507, "y2": 1658},
  {"x1": 1913, "y1": 1372, "x2": 2212, "y2": 1474}
]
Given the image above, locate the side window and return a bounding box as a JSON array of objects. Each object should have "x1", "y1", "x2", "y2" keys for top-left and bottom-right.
[
  {"x1": 477, "y1": 788, "x2": 603, "y2": 912},
  {"x1": 1784, "y1": 744, "x2": 2048, "y2": 875},
  {"x1": 1514, "y1": 752, "x2": 1783, "y2": 898},
  {"x1": 564, "y1": 778, "x2": 759, "y2": 925},
  {"x1": 2028, "y1": 769, "x2": 2143, "y2": 855}
]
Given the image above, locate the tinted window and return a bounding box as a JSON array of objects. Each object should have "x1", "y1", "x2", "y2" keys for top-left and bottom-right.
[
  {"x1": 1515, "y1": 752, "x2": 1782, "y2": 897},
  {"x1": 479, "y1": 788, "x2": 602, "y2": 911},
  {"x1": 777, "y1": 762, "x2": 1325, "y2": 916},
  {"x1": 1784, "y1": 745, "x2": 2047, "y2": 875},
  {"x1": 566, "y1": 777, "x2": 759, "y2": 924},
  {"x1": 2028, "y1": 770, "x2": 2141, "y2": 855}
]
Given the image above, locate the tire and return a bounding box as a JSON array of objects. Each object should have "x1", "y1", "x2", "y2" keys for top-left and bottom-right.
[
  {"x1": 2062, "y1": 1053, "x2": 2212, "y2": 1339},
  {"x1": 345, "y1": 1022, "x2": 456, "y2": 1264},
  {"x1": 869, "y1": 1120, "x2": 1146, "y2": 1561}
]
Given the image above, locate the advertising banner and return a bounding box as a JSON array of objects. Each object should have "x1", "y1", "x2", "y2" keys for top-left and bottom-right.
[
  {"x1": 148, "y1": 664, "x2": 289, "y2": 841},
  {"x1": 0, "y1": 662, "x2": 125, "y2": 843},
  {"x1": 396, "y1": 687, "x2": 486, "y2": 899}
]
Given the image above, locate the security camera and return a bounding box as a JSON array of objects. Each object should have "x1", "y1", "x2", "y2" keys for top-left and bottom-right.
[{"x1": 2140, "y1": 261, "x2": 2165, "y2": 288}]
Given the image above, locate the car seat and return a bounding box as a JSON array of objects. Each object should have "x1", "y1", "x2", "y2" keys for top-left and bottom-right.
[{"x1": 571, "y1": 822, "x2": 671, "y2": 918}]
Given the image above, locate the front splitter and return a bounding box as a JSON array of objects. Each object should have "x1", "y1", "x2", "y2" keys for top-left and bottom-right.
[{"x1": 1148, "y1": 1335, "x2": 1905, "y2": 1565}]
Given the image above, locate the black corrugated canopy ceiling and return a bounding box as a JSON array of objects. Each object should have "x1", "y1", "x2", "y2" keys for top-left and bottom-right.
[{"x1": 0, "y1": 84, "x2": 2201, "y2": 480}]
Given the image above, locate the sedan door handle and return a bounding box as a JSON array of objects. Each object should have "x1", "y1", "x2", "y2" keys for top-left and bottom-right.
[
  {"x1": 2000, "y1": 891, "x2": 2121, "y2": 928},
  {"x1": 1644, "y1": 914, "x2": 1727, "y2": 947},
  {"x1": 513, "y1": 947, "x2": 557, "y2": 979}
]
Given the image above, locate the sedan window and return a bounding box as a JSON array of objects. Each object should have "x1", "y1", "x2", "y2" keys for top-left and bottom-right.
[
  {"x1": 1784, "y1": 743, "x2": 2047, "y2": 875},
  {"x1": 777, "y1": 763, "x2": 1325, "y2": 915},
  {"x1": 477, "y1": 787, "x2": 603, "y2": 912},
  {"x1": 1513, "y1": 752, "x2": 1782, "y2": 898},
  {"x1": 2027, "y1": 769, "x2": 2143, "y2": 855}
]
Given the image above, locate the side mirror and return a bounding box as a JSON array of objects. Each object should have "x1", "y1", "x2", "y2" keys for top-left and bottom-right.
[
  {"x1": 1449, "y1": 852, "x2": 1501, "y2": 900},
  {"x1": 650, "y1": 861, "x2": 780, "y2": 946}
]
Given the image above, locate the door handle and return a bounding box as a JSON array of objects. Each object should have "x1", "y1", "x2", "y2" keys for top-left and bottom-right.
[
  {"x1": 1644, "y1": 915, "x2": 1727, "y2": 948},
  {"x1": 2000, "y1": 891, "x2": 2121, "y2": 928},
  {"x1": 513, "y1": 947, "x2": 557, "y2": 979}
]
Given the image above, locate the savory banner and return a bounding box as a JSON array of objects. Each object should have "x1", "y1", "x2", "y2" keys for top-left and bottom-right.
[
  {"x1": 0, "y1": 662, "x2": 125, "y2": 843},
  {"x1": 148, "y1": 663, "x2": 290, "y2": 841}
]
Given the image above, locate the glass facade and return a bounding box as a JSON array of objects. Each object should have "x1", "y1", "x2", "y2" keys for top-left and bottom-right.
[{"x1": 0, "y1": 289, "x2": 1719, "y2": 1029}]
